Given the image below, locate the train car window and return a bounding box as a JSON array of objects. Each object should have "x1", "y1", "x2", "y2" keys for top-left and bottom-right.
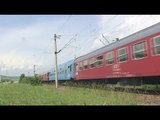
[
  {"x1": 97, "y1": 56, "x2": 103, "y2": 66},
  {"x1": 89, "y1": 58, "x2": 96, "y2": 68},
  {"x1": 76, "y1": 63, "x2": 79, "y2": 71},
  {"x1": 106, "y1": 52, "x2": 114, "y2": 64},
  {"x1": 70, "y1": 65, "x2": 72, "y2": 71},
  {"x1": 67, "y1": 66, "x2": 70, "y2": 73},
  {"x1": 118, "y1": 48, "x2": 128, "y2": 62},
  {"x1": 133, "y1": 42, "x2": 147, "y2": 59},
  {"x1": 59, "y1": 68, "x2": 62, "y2": 74},
  {"x1": 153, "y1": 36, "x2": 160, "y2": 55},
  {"x1": 83, "y1": 60, "x2": 88, "y2": 69},
  {"x1": 65, "y1": 67, "x2": 67, "y2": 73},
  {"x1": 78, "y1": 62, "x2": 83, "y2": 70}
]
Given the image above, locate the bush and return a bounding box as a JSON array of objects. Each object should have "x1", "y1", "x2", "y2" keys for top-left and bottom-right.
[
  {"x1": 10, "y1": 81, "x2": 14, "y2": 84},
  {"x1": 19, "y1": 74, "x2": 25, "y2": 83},
  {"x1": 19, "y1": 75, "x2": 42, "y2": 86},
  {"x1": 30, "y1": 76, "x2": 42, "y2": 86},
  {"x1": 1, "y1": 79, "x2": 10, "y2": 82}
]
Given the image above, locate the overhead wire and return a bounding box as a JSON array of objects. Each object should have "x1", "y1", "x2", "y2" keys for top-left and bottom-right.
[
  {"x1": 40, "y1": 15, "x2": 122, "y2": 71},
  {"x1": 58, "y1": 34, "x2": 77, "y2": 53},
  {"x1": 75, "y1": 16, "x2": 124, "y2": 55},
  {"x1": 71, "y1": 16, "x2": 122, "y2": 58},
  {"x1": 56, "y1": 15, "x2": 72, "y2": 34},
  {"x1": 40, "y1": 15, "x2": 73, "y2": 56},
  {"x1": 79, "y1": 15, "x2": 118, "y2": 45},
  {"x1": 36, "y1": 16, "x2": 73, "y2": 71}
]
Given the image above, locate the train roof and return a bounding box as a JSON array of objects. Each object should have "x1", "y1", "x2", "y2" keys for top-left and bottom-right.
[
  {"x1": 75, "y1": 22, "x2": 160, "y2": 62},
  {"x1": 49, "y1": 59, "x2": 75, "y2": 73},
  {"x1": 59, "y1": 59, "x2": 75, "y2": 66}
]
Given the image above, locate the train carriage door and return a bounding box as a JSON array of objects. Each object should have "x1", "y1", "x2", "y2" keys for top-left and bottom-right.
[
  {"x1": 66, "y1": 65, "x2": 71, "y2": 79},
  {"x1": 75, "y1": 63, "x2": 79, "y2": 77},
  {"x1": 64, "y1": 66, "x2": 67, "y2": 80},
  {"x1": 69, "y1": 65, "x2": 72, "y2": 79}
]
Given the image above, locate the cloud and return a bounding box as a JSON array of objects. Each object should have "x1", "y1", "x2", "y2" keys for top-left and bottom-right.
[
  {"x1": 0, "y1": 19, "x2": 63, "y2": 75},
  {"x1": 91, "y1": 35, "x2": 107, "y2": 51},
  {"x1": 91, "y1": 15, "x2": 160, "y2": 50},
  {"x1": 0, "y1": 20, "x2": 59, "y2": 51},
  {"x1": 2, "y1": 15, "x2": 160, "y2": 76},
  {"x1": 0, "y1": 50, "x2": 42, "y2": 71},
  {"x1": 112, "y1": 15, "x2": 160, "y2": 39}
]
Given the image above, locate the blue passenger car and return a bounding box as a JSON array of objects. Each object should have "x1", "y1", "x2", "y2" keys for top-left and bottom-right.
[
  {"x1": 49, "y1": 69, "x2": 55, "y2": 81},
  {"x1": 49, "y1": 59, "x2": 75, "y2": 81}
]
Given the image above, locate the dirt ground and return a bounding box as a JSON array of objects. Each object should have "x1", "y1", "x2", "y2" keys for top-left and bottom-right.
[{"x1": 137, "y1": 94, "x2": 160, "y2": 105}]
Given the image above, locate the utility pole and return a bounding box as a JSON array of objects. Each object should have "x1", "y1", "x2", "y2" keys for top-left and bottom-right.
[
  {"x1": 33, "y1": 65, "x2": 36, "y2": 78},
  {"x1": 54, "y1": 34, "x2": 61, "y2": 88},
  {"x1": 28, "y1": 71, "x2": 30, "y2": 77}
]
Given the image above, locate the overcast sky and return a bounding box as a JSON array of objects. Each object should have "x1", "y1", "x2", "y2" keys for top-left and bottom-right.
[{"x1": 0, "y1": 15, "x2": 160, "y2": 76}]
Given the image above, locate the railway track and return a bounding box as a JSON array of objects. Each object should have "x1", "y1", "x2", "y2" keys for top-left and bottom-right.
[
  {"x1": 60, "y1": 81, "x2": 160, "y2": 95},
  {"x1": 112, "y1": 87, "x2": 160, "y2": 95},
  {"x1": 43, "y1": 80, "x2": 160, "y2": 95}
]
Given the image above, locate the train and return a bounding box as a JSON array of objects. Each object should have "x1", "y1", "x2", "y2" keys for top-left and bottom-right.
[
  {"x1": 41, "y1": 22, "x2": 160, "y2": 85},
  {"x1": 49, "y1": 59, "x2": 75, "y2": 81}
]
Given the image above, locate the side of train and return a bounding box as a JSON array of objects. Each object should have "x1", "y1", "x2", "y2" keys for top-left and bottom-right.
[
  {"x1": 41, "y1": 22, "x2": 160, "y2": 84},
  {"x1": 49, "y1": 59, "x2": 74, "y2": 81}
]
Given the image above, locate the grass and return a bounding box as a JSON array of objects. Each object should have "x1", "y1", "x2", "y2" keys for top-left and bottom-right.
[
  {"x1": 135, "y1": 84, "x2": 160, "y2": 90},
  {"x1": 0, "y1": 83, "x2": 139, "y2": 105}
]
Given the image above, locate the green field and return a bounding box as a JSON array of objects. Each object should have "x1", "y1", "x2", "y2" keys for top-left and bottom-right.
[{"x1": 0, "y1": 83, "x2": 156, "y2": 105}]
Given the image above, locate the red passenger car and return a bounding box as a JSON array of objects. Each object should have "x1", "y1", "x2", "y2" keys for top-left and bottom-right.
[
  {"x1": 74, "y1": 23, "x2": 160, "y2": 81},
  {"x1": 41, "y1": 72, "x2": 50, "y2": 81}
]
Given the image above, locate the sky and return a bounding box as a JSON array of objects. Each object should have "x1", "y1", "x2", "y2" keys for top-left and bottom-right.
[{"x1": 0, "y1": 15, "x2": 160, "y2": 76}]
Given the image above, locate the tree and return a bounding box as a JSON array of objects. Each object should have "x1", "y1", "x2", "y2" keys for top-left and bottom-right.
[
  {"x1": 19, "y1": 73, "x2": 42, "y2": 85},
  {"x1": 19, "y1": 74, "x2": 25, "y2": 82}
]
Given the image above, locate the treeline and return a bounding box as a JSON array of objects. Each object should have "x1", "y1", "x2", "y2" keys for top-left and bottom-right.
[
  {"x1": 0, "y1": 75, "x2": 19, "y2": 83},
  {"x1": 19, "y1": 74, "x2": 42, "y2": 85},
  {"x1": 1, "y1": 79, "x2": 15, "y2": 83}
]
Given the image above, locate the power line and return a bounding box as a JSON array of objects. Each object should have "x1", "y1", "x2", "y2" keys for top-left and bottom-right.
[
  {"x1": 88, "y1": 20, "x2": 125, "y2": 46},
  {"x1": 39, "y1": 16, "x2": 123, "y2": 72},
  {"x1": 86, "y1": 15, "x2": 118, "y2": 36},
  {"x1": 54, "y1": 16, "x2": 117, "y2": 59},
  {"x1": 57, "y1": 15, "x2": 72, "y2": 34},
  {"x1": 42, "y1": 18, "x2": 68, "y2": 51},
  {"x1": 76, "y1": 16, "x2": 118, "y2": 50},
  {"x1": 58, "y1": 34, "x2": 77, "y2": 53},
  {"x1": 74, "y1": 16, "x2": 125, "y2": 57},
  {"x1": 59, "y1": 24, "x2": 96, "y2": 58},
  {"x1": 102, "y1": 34, "x2": 110, "y2": 44},
  {"x1": 99, "y1": 39, "x2": 106, "y2": 46}
]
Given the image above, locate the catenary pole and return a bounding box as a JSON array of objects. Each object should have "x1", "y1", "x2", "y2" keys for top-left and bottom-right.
[{"x1": 54, "y1": 34, "x2": 59, "y2": 88}]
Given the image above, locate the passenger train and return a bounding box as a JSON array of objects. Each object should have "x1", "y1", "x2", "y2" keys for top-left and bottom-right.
[{"x1": 41, "y1": 22, "x2": 160, "y2": 85}]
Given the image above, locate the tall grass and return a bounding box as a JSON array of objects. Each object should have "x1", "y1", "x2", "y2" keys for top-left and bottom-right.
[{"x1": 0, "y1": 83, "x2": 137, "y2": 105}]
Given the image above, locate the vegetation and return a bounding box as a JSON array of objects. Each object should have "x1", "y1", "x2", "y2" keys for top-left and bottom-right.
[
  {"x1": 19, "y1": 74, "x2": 25, "y2": 82},
  {"x1": 135, "y1": 84, "x2": 160, "y2": 90},
  {"x1": 1, "y1": 79, "x2": 11, "y2": 82},
  {"x1": 65, "y1": 81, "x2": 160, "y2": 91},
  {"x1": 0, "y1": 75, "x2": 19, "y2": 83},
  {"x1": 0, "y1": 83, "x2": 139, "y2": 105},
  {"x1": 19, "y1": 74, "x2": 42, "y2": 85},
  {"x1": 0, "y1": 76, "x2": 159, "y2": 105}
]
